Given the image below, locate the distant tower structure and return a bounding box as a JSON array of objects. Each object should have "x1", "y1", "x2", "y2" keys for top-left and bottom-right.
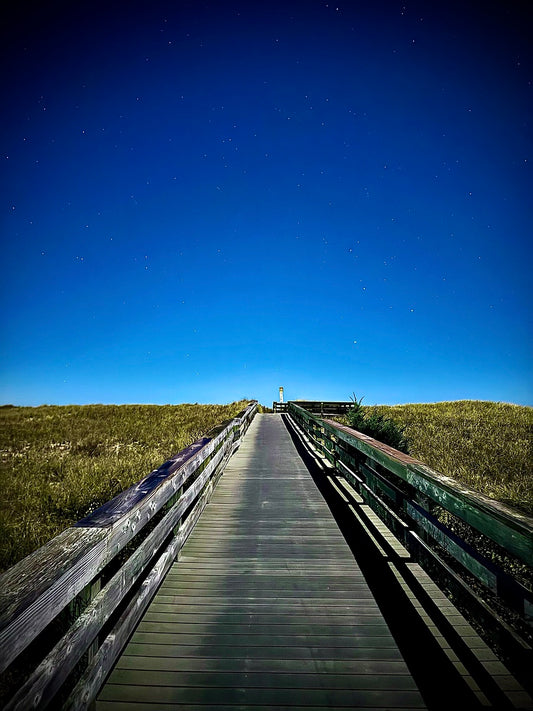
[{"x1": 279, "y1": 386, "x2": 284, "y2": 403}]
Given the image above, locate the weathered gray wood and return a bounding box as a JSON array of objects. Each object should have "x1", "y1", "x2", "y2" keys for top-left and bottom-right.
[
  {"x1": 3, "y1": 432, "x2": 234, "y2": 711},
  {"x1": 289, "y1": 403, "x2": 533, "y2": 644},
  {"x1": 136, "y1": 621, "x2": 393, "y2": 635},
  {"x1": 0, "y1": 401, "x2": 257, "y2": 710},
  {"x1": 75, "y1": 437, "x2": 212, "y2": 527},
  {"x1": 96, "y1": 404, "x2": 254, "y2": 567},
  {"x1": 0, "y1": 527, "x2": 108, "y2": 673},
  {"x1": 11, "y1": 401, "x2": 530, "y2": 710},
  {"x1": 0, "y1": 435, "x2": 221, "y2": 677},
  {"x1": 63, "y1": 445, "x2": 226, "y2": 711},
  {"x1": 274, "y1": 400, "x2": 354, "y2": 415},
  {"x1": 107, "y1": 667, "x2": 420, "y2": 690},
  {"x1": 96, "y1": 414, "x2": 426, "y2": 710},
  {"x1": 100, "y1": 423, "x2": 232, "y2": 562},
  {"x1": 142, "y1": 610, "x2": 385, "y2": 623},
  {"x1": 406, "y1": 501, "x2": 499, "y2": 591},
  {"x1": 63, "y1": 546, "x2": 178, "y2": 711},
  {"x1": 123, "y1": 640, "x2": 406, "y2": 659},
  {"x1": 98, "y1": 685, "x2": 427, "y2": 707},
  {"x1": 115, "y1": 655, "x2": 412, "y2": 673}
]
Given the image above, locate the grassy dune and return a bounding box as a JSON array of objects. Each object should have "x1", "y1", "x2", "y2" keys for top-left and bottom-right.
[
  {"x1": 352, "y1": 400, "x2": 533, "y2": 515},
  {"x1": 0, "y1": 401, "x2": 249, "y2": 573},
  {"x1": 1, "y1": 398, "x2": 530, "y2": 574}
]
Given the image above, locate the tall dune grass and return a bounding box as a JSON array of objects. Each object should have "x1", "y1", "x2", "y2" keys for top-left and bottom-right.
[
  {"x1": 0, "y1": 401, "x2": 249, "y2": 572},
  {"x1": 346, "y1": 400, "x2": 533, "y2": 515}
]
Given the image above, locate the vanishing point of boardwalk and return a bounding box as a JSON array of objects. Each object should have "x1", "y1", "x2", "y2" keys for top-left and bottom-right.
[{"x1": 97, "y1": 414, "x2": 426, "y2": 709}]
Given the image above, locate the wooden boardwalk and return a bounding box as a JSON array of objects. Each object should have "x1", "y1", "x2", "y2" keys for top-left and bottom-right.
[{"x1": 96, "y1": 414, "x2": 425, "y2": 710}]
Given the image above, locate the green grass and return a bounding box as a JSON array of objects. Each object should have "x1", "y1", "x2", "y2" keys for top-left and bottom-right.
[
  {"x1": 341, "y1": 400, "x2": 533, "y2": 515},
  {"x1": 0, "y1": 401, "x2": 250, "y2": 573},
  {"x1": 2, "y1": 398, "x2": 531, "y2": 574}
]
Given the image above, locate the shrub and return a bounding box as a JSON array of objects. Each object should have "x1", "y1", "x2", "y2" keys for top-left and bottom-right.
[
  {"x1": 347, "y1": 394, "x2": 409, "y2": 453},
  {"x1": 357, "y1": 400, "x2": 533, "y2": 514}
]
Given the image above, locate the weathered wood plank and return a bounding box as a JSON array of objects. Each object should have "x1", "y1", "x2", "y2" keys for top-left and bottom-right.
[
  {"x1": 100, "y1": 424, "x2": 233, "y2": 562},
  {"x1": 142, "y1": 611, "x2": 385, "y2": 623},
  {"x1": 135, "y1": 622, "x2": 394, "y2": 636},
  {"x1": 121, "y1": 642, "x2": 406, "y2": 661},
  {"x1": 75, "y1": 437, "x2": 212, "y2": 527},
  {"x1": 164, "y1": 570, "x2": 365, "y2": 580},
  {"x1": 0, "y1": 422, "x2": 234, "y2": 676},
  {"x1": 406, "y1": 501, "x2": 500, "y2": 591},
  {"x1": 0, "y1": 527, "x2": 108, "y2": 673},
  {"x1": 163, "y1": 571, "x2": 366, "y2": 580},
  {"x1": 98, "y1": 684, "x2": 426, "y2": 707},
  {"x1": 128, "y1": 632, "x2": 398, "y2": 647},
  {"x1": 2, "y1": 435, "x2": 234, "y2": 710},
  {"x1": 115, "y1": 655, "x2": 413, "y2": 674},
  {"x1": 106, "y1": 667, "x2": 421, "y2": 690},
  {"x1": 63, "y1": 467, "x2": 220, "y2": 711},
  {"x1": 96, "y1": 414, "x2": 426, "y2": 711},
  {"x1": 167, "y1": 560, "x2": 360, "y2": 571},
  {"x1": 156, "y1": 580, "x2": 374, "y2": 592}
]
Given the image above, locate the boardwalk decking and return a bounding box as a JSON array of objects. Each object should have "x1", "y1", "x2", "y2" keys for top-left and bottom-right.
[{"x1": 96, "y1": 413, "x2": 426, "y2": 710}]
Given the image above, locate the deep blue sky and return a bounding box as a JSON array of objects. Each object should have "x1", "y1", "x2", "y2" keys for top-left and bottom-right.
[{"x1": 2, "y1": 0, "x2": 532, "y2": 407}]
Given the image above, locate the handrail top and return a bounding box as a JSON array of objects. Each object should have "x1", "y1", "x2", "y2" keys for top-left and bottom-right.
[
  {"x1": 290, "y1": 399, "x2": 353, "y2": 404},
  {"x1": 0, "y1": 527, "x2": 108, "y2": 635},
  {"x1": 75, "y1": 436, "x2": 212, "y2": 528}
]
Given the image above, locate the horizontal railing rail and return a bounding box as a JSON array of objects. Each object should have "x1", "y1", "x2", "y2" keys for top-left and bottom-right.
[
  {"x1": 286, "y1": 401, "x2": 533, "y2": 682},
  {"x1": 272, "y1": 400, "x2": 353, "y2": 415},
  {"x1": 0, "y1": 401, "x2": 257, "y2": 711}
]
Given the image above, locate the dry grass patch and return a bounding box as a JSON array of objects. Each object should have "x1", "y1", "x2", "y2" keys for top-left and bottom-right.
[
  {"x1": 0, "y1": 401, "x2": 249, "y2": 572},
  {"x1": 339, "y1": 400, "x2": 532, "y2": 515}
]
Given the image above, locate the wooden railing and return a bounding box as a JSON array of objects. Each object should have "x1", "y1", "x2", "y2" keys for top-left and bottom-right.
[
  {"x1": 286, "y1": 402, "x2": 533, "y2": 680},
  {"x1": 272, "y1": 400, "x2": 353, "y2": 415},
  {"x1": 0, "y1": 401, "x2": 257, "y2": 711}
]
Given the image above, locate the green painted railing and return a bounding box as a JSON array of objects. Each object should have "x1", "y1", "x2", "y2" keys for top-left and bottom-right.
[{"x1": 286, "y1": 402, "x2": 533, "y2": 670}]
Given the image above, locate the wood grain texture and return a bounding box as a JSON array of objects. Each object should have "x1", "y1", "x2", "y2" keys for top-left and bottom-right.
[
  {"x1": 0, "y1": 402, "x2": 257, "y2": 710},
  {"x1": 0, "y1": 527, "x2": 108, "y2": 673},
  {"x1": 96, "y1": 414, "x2": 426, "y2": 710},
  {"x1": 289, "y1": 404, "x2": 533, "y2": 647},
  {"x1": 63, "y1": 453, "x2": 227, "y2": 711},
  {"x1": 75, "y1": 438, "x2": 212, "y2": 527}
]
